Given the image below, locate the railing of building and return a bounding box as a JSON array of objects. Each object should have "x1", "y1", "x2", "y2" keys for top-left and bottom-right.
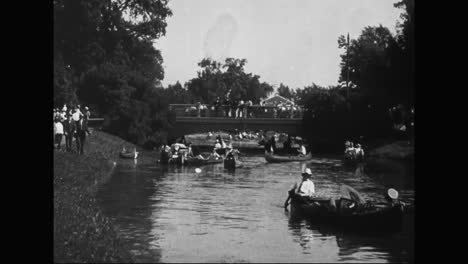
[{"x1": 169, "y1": 104, "x2": 303, "y2": 119}]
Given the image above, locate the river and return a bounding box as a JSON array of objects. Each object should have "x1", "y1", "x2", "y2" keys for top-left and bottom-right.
[{"x1": 97, "y1": 152, "x2": 414, "y2": 263}]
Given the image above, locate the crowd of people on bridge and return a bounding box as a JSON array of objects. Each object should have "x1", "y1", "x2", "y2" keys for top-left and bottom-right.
[
  {"x1": 53, "y1": 104, "x2": 91, "y2": 154},
  {"x1": 182, "y1": 97, "x2": 303, "y2": 119}
]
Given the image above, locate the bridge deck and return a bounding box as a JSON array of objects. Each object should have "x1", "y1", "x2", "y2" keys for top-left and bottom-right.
[{"x1": 171, "y1": 116, "x2": 304, "y2": 138}]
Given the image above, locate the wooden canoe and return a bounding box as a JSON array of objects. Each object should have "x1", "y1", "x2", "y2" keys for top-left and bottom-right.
[
  {"x1": 120, "y1": 151, "x2": 138, "y2": 159},
  {"x1": 265, "y1": 153, "x2": 312, "y2": 163},
  {"x1": 289, "y1": 194, "x2": 403, "y2": 232},
  {"x1": 185, "y1": 156, "x2": 223, "y2": 166}
]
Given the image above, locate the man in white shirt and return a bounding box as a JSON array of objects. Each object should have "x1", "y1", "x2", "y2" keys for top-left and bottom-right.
[
  {"x1": 72, "y1": 107, "x2": 82, "y2": 122},
  {"x1": 298, "y1": 143, "x2": 307, "y2": 156},
  {"x1": 54, "y1": 119, "x2": 64, "y2": 150},
  {"x1": 285, "y1": 168, "x2": 316, "y2": 208},
  {"x1": 214, "y1": 139, "x2": 222, "y2": 150},
  {"x1": 355, "y1": 144, "x2": 364, "y2": 159},
  {"x1": 297, "y1": 168, "x2": 315, "y2": 197}
]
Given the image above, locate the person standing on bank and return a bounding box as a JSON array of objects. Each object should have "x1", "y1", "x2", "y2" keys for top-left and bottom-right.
[
  {"x1": 83, "y1": 106, "x2": 91, "y2": 135},
  {"x1": 72, "y1": 106, "x2": 81, "y2": 122},
  {"x1": 54, "y1": 118, "x2": 64, "y2": 150},
  {"x1": 75, "y1": 114, "x2": 87, "y2": 154},
  {"x1": 63, "y1": 114, "x2": 76, "y2": 152}
]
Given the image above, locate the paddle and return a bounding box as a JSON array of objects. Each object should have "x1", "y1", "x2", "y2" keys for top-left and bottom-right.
[{"x1": 284, "y1": 181, "x2": 297, "y2": 210}]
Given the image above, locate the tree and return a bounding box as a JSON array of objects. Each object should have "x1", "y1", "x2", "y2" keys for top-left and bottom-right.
[
  {"x1": 338, "y1": 25, "x2": 399, "y2": 106},
  {"x1": 186, "y1": 57, "x2": 274, "y2": 104},
  {"x1": 277, "y1": 83, "x2": 294, "y2": 100},
  {"x1": 54, "y1": 0, "x2": 173, "y2": 146}
]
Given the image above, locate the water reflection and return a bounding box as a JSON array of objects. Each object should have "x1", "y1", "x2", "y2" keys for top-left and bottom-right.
[
  {"x1": 97, "y1": 160, "x2": 163, "y2": 262},
  {"x1": 97, "y1": 152, "x2": 414, "y2": 263},
  {"x1": 287, "y1": 215, "x2": 413, "y2": 263}
]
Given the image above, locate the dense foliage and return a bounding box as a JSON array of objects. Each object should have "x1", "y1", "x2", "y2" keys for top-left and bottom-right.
[
  {"x1": 186, "y1": 58, "x2": 274, "y2": 104},
  {"x1": 54, "y1": 0, "x2": 173, "y2": 147},
  {"x1": 299, "y1": 0, "x2": 414, "y2": 152}
]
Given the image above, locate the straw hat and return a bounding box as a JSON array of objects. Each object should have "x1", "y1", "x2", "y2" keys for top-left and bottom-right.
[{"x1": 387, "y1": 188, "x2": 399, "y2": 200}]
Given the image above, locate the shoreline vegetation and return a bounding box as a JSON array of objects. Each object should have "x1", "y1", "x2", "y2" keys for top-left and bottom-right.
[{"x1": 54, "y1": 130, "x2": 136, "y2": 263}]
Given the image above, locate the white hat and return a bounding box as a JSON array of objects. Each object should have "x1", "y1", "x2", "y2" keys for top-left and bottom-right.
[
  {"x1": 85, "y1": 106, "x2": 89, "y2": 110},
  {"x1": 302, "y1": 168, "x2": 312, "y2": 176}
]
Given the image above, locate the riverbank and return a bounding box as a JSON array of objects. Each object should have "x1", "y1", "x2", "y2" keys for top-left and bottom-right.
[
  {"x1": 54, "y1": 130, "x2": 136, "y2": 262},
  {"x1": 368, "y1": 140, "x2": 414, "y2": 160}
]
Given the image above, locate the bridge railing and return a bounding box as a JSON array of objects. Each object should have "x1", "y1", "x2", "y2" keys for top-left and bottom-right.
[
  {"x1": 87, "y1": 118, "x2": 105, "y2": 127},
  {"x1": 169, "y1": 104, "x2": 303, "y2": 119}
]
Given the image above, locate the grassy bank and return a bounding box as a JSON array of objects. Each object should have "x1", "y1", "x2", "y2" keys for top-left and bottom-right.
[{"x1": 54, "y1": 130, "x2": 137, "y2": 263}]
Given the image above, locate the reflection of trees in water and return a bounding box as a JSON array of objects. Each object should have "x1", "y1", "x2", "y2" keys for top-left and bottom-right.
[
  {"x1": 287, "y1": 215, "x2": 413, "y2": 263},
  {"x1": 366, "y1": 158, "x2": 414, "y2": 190},
  {"x1": 96, "y1": 163, "x2": 165, "y2": 262},
  {"x1": 287, "y1": 216, "x2": 324, "y2": 251}
]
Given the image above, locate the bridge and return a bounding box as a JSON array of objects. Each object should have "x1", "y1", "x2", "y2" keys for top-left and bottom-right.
[{"x1": 168, "y1": 104, "x2": 304, "y2": 138}]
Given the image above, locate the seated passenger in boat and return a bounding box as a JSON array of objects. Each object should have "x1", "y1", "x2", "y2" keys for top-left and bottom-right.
[
  {"x1": 208, "y1": 148, "x2": 222, "y2": 160},
  {"x1": 328, "y1": 184, "x2": 367, "y2": 213},
  {"x1": 186, "y1": 143, "x2": 195, "y2": 158},
  {"x1": 171, "y1": 144, "x2": 180, "y2": 158},
  {"x1": 225, "y1": 146, "x2": 240, "y2": 161},
  {"x1": 385, "y1": 188, "x2": 400, "y2": 206},
  {"x1": 283, "y1": 135, "x2": 292, "y2": 153},
  {"x1": 297, "y1": 143, "x2": 307, "y2": 156},
  {"x1": 344, "y1": 142, "x2": 356, "y2": 159},
  {"x1": 354, "y1": 144, "x2": 364, "y2": 161},
  {"x1": 288, "y1": 168, "x2": 316, "y2": 204},
  {"x1": 214, "y1": 139, "x2": 222, "y2": 150},
  {"x1": 297, "y1": 168, "x2": 315, "y2": 196}
]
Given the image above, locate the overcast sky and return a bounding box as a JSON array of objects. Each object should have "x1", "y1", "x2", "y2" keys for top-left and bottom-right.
[{"x1": 155, "y1": 0, "x2": 403, "y2": 89}]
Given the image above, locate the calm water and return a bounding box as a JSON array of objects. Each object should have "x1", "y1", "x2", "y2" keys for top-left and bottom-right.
[{"x1": 97, "y1": 152, "x2": 414, "y2": 263}]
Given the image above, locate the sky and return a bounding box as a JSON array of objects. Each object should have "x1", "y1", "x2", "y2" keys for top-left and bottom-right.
[{"x1": 155, "y1": 0, "x2": 403, "y2": 89}]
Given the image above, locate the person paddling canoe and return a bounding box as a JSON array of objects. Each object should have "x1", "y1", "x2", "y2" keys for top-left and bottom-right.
[{"x1": 284, "y1": 168, "x2": 316, "y2": 209}]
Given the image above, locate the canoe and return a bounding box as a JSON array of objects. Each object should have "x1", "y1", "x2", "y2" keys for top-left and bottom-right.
[
  {"x1": 185, "y1": 156, "x2": 223, "y2": 166},
  {"x1": 289, "y1": 194, "x2": 403, "y2": 232},
  {"x1": 120, "y1": 151, "x2": 138, "y2": 159},
  {"x1": 265, "y1": 153, "x2": 312, "y2": 163}
]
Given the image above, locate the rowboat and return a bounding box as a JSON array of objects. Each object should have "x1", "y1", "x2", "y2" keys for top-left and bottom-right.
[
  {"x1": 119, "y1": 150, "x2": 138, "y2": 159},
  {"x1": 265, "y1": 152, "x2": 312, "y2": 163},
  {"x1": 289, "y1": 194, "x2": 403, "y2": 232}
]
